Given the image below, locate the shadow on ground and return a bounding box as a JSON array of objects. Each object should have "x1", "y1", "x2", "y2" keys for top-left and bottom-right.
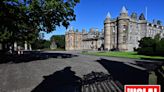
[
  {"x1": 31, "y1": 67, "x2": 124, "y2": 92},
  {"x1": 141, "y1": 57, "x2": 164, "y2": 62},
  {"x1": 97, "y1": 58, "x2": 149, "y2": 85},
  {"x1": 31, "y1": 67, "x2": 81, "y2": 92},
  {"x1": 135, "y1": 60, "x2": 164, "y2": 91},
  {"x1": 0, "y1": 51, "x2": 78, "y2": 64},
  {"x1": 155, "y1": 65, "x2": 164, "y2": 91}
]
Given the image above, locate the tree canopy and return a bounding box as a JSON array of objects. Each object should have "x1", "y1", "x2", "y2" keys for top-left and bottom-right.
[
  {"x1": 138, "y1": 34, "x2": 164, "y2": 56},
  {"x1": 50, "y1": 35, "x2": 65, "y2": 48},
  {"x1": 0, "y1": 0, "x2": 80, "y2": 43}
]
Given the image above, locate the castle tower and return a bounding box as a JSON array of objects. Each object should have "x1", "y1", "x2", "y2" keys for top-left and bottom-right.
[
  {"x1": 118, "y1": 6, "x2": 129, "y2": 51},
  {"x1": 139, "y1": 13, "x2": 147, "y2": 38},
  {"x1": 104, "y1": 12, "x2": 111, "y2": 50}
]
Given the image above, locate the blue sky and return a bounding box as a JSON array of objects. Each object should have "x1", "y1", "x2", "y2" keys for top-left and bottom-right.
[{"x1": 44, "y1": 0, "x2": 164, "y2": 40}]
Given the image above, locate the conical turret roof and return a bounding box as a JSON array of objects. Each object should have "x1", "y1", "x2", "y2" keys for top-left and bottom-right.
[
  {"x1": 106, "y1": 12, "x2": 111, "y2": 19},
  {"x1": 121, "y1": 6, "x2": 128, "y2": 13},
  {"x1": 139, "y1": 13, "x2": 145, "y2": 20},
  {"x1": 131, "y1": 12, "x2": 137, "y2": 19}
]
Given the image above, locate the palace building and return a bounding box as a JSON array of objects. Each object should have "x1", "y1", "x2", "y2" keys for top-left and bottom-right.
[{"x1": 65, "y1": 6, "x2": 164, "y2": 51}]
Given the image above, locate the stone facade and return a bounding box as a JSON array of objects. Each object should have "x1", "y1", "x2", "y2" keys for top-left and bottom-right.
[
  {"x1": 65, "y1": 28, "x2": 104, "y2": 50},
  {"x1": 65, "y1": 6, "x2": 164, "y2": 51},
  {"x1": 65, "y1": 29, "x2": 83, "y2": 50}
]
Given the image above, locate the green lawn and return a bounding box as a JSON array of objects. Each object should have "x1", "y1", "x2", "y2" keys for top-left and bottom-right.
[{"x1": 83, "y1": 51, "x2": 164, "y2": 60}]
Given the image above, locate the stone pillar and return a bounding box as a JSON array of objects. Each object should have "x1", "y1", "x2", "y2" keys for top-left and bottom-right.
[
  {"x1": 29, "y1": 44, "x2": 32, "y2": 51},
  {"x1": 0, "y1": 43, "x2": 2, "y2": 50},
  {"x1": 149, "y1": 71, "x2": 157, "y2": 84},
  {"x1": 24, "y1": 41, "x2": 28, "y2": 50},
  {"x1": 14, "y1": 42, "x2": 17, "y2": 51},
  {"x1": 104, "y1": 13, "x2": 111, "y2": 50}
]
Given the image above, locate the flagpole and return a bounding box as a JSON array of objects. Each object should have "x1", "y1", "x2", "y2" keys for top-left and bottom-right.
[{"x1": 145, "y1": 6, "x2": 147, "y2": 20}]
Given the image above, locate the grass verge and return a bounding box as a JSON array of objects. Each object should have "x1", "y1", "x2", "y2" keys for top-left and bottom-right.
[{"x1": 83, "y1": 51, "x2": 164, "y2": 60}]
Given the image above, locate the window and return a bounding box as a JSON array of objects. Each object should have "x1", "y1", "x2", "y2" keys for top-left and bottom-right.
[
  {"x1": 123, "y1": 25, "x2": 126, "y2": 31},
  {"x1": 136, "y1": 24, "x2": 139, "y2": 28},
  {"x1": 122, "y1": 25, "x2": 128, "y2": 33},
  {"x1": 129, "y1": 25, "x2": 132, "y2": 32},
  {"x1": 75, "y1": 36, "x2": 78, "y2": 47},
  {"x1": 70, "y1": 36, "x2": 73, "y2": 47},
  {"x1": 136, "y1": 37, "x2": 138, "y2": 42},
  {"x1": 123, "y1": 36, "x2": 126, "y2": 43},
  {"x1": 130, "y1": 36, "x2": 132, "y2": 40},
  {"x1": 112, "y1": 27, "x2": 115, "y2": 32}
]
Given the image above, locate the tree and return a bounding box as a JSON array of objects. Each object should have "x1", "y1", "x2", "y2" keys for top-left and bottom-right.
[
  {"x1": 138, "y1": 35, "x2": 164, "y2": 56},
  {"x1": 156, "y1": 38, "x2": 164, "y2": 56},
  {"x1": 154, "y1": 33, "x2": 160, "y2": 42},
  {"x1": 31, "y1": 39, "x2": 51, "y2": 50},
  {"x1": 27, "y1": 0, "x2": 80, "y2": 32},
  {"x1": 0, "y1": 0, "x2": 79, "y2": 51},
  {"x1": 138, "y1": 37, "x2": 155, "y2": 55},
  {"x1": 50, "y1": 35, "x2": 65, "y2": 49},
  {"x1": 138, "y1": 37, "x2": 155, "y2": 48}
]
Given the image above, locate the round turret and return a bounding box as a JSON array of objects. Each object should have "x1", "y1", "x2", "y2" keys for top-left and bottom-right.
[
  {"x1": 104, "y1": 12, "x2": 111, "y2": 50},
  {"x1": 104, "y1": 12, "x2": 110, "y2": 24},
  {"x1": 117, "y1": 6, "x2": 130, "y2": 51},
  {"x1": 131, "y1": 12, "x2": 137, "y2": 20},
  {"x1": 119, "y1": 6, "x2": 129, "y2": 19}
]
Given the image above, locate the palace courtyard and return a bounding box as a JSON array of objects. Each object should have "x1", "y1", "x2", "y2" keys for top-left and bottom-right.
[{"x1": 0, "y1": 51, "x2": 163, "y2": 92}]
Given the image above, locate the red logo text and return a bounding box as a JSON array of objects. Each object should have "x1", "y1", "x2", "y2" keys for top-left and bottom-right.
[{"x1": 125, "y1": 85, "x2": 160, "y2": 92}]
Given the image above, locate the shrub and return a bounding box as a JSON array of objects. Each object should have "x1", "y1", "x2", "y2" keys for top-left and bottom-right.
[
  {"x1": 155, "y1": 38, "x2": 164, "y2": 56},
  {"x1": 138, "y1": 36, "x2": 164, "y2": 56},
  {"x1": 138, "y1": 47, "x2": 154, "y2": 55}
]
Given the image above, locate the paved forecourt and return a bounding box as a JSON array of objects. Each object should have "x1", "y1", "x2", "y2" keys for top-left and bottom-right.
[{"x1": 0, "y1": 51, "x2": 108, "y2": 92}]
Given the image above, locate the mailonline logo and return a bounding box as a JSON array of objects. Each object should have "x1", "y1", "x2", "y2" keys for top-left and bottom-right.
[{"x1": 125, "y1": 85, "x2": 161, "y2": 92}]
